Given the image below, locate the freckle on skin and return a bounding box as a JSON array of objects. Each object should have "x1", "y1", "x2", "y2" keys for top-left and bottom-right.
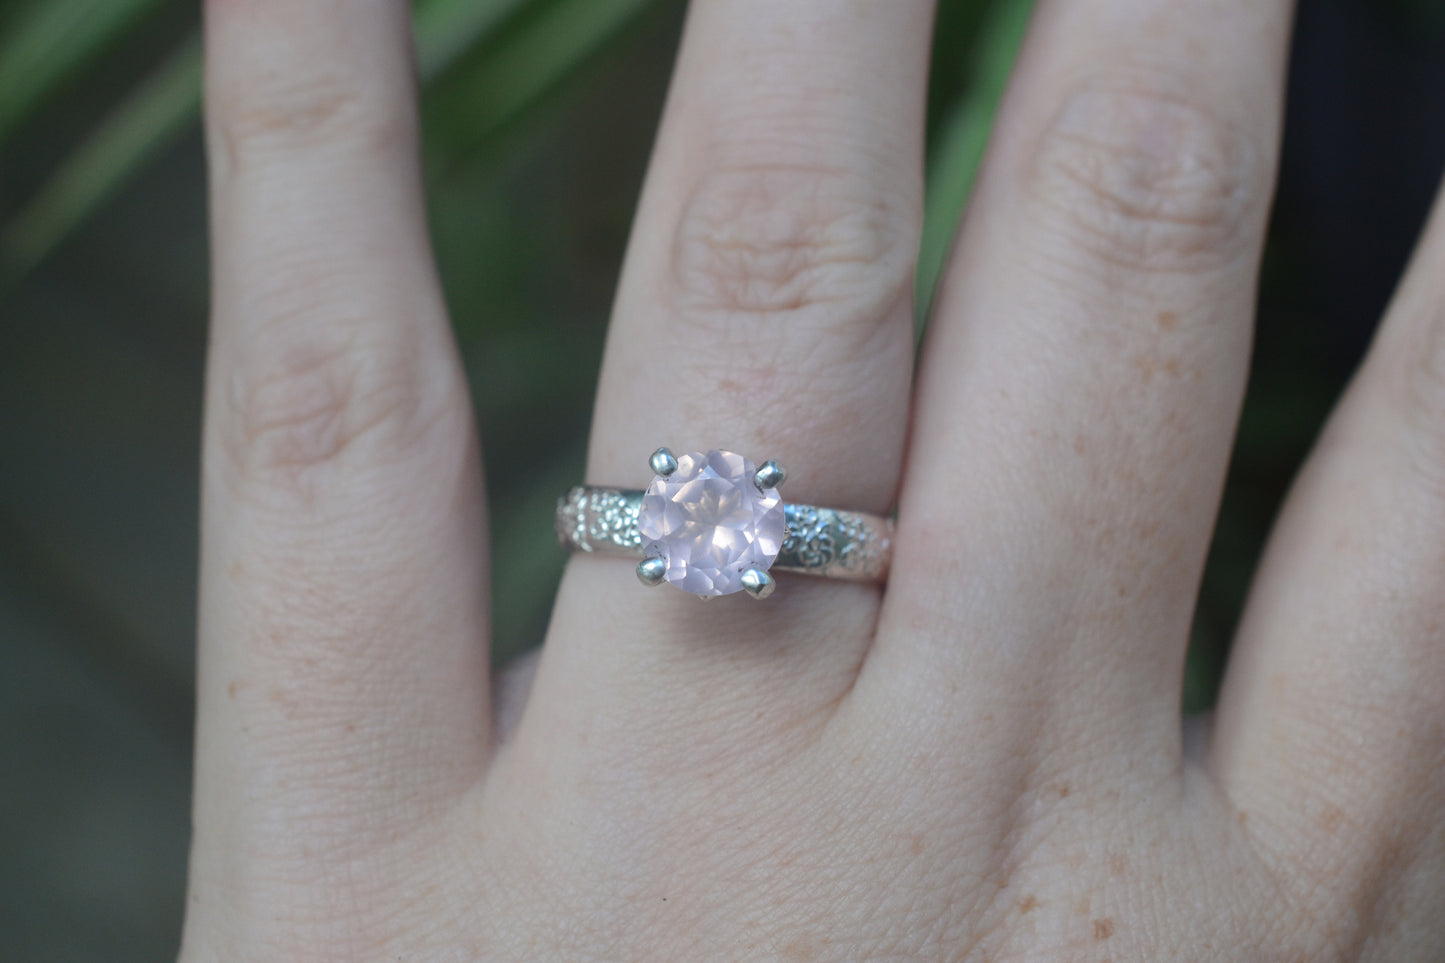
[
  {"x1": 227, "y1": 680, "x2": 241, "y2": 698},
  {"x1": 910, "y1": 836, "x2": 924, "y2": 856},
  {"x1": 1158, "y1": 310, "x2": 1180, "y2": 331},
  {"x1": 1318, "y1": 803, "x2": 1345, "y2": 833},
  {"x1": 1094, "y1": 918, "x2": 1115, "y2": 940},
  {"x1": 1018, "y1": 894, "x2": 1040, "y2": 913},
  {"x1": 1054, "y1": 782, "x2": 1071, "y2": 798}
]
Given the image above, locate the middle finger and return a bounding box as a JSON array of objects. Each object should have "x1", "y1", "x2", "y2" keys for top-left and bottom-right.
[{"x1": 871, "y1": 0, "x2": 1293, "y2": 772}]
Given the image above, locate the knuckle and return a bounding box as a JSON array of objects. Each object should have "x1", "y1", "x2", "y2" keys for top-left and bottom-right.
[
  {"x1": 1023, "y1": 78, "x2": 1265, "y2": 274},
  {"x1": 668, "y1": 165, "x2": 914, "y2": 335},
  {"x1": 211, "y1": 67, "x2": 408, "y2": 173},
  {"x1": 220, "y1": 320, "x2": 449, "y2": 497}
]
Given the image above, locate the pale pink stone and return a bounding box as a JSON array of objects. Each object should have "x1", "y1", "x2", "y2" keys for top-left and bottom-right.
[{"x1": 638, "y1": 450, "x2": 785, "y2": 596}]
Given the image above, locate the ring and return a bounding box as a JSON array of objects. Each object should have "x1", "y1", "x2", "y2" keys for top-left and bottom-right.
[{"x1": 556, "y1": 448, "x2": 893, "y2": 599}]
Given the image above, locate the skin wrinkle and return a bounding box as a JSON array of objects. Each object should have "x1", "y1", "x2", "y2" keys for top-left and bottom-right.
[
  {"x1": 668, "y1": 164, "x2": 913, "y2": 325},
  {"x1": 1036, "y1": 89, "x2": 1255, "y2": 243},
  {"x1": 205, "y1": 0, "x2": 417, "y2": 181},
  {"x1": 213, "y1": 80, "x2": 390, "y2": 176}
]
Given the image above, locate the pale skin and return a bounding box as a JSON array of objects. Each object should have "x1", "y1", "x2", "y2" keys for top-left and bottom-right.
[{"x1": 183, "y1": 0, "x2": 1445, "y2": 958}]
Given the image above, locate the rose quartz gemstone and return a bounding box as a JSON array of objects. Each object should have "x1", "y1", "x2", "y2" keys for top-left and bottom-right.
[{"x1": 638, "y1": 449, "x2": 786, "y2": 596}]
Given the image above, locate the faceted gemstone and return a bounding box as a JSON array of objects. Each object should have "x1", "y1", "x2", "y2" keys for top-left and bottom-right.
[{"x1": 637, "y1": 450, "x2": 786, "y2": 596}]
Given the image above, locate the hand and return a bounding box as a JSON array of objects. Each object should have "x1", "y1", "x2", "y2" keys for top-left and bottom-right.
[{"x1": 181, "y1": 0, "x2": 1444, "y2": 958}]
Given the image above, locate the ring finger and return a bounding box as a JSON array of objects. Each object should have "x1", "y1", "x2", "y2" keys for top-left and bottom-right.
[{"x1": 515, "y1": 0, "x2": 935, "y2": 762}]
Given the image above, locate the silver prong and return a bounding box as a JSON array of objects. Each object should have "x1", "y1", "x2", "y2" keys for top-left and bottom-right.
[
  {"x1": 636, "y1": 556, "x2": 667, "y2": 587},
  {"x1": 650, "y1": 447, "x2": 678, "y2": 477},
  {"x1": 739, "y1": 567, "x2": 776, "y2": 600},
  {"x1": 754, "y1": 459, "x2": 786, "y2": 492}
]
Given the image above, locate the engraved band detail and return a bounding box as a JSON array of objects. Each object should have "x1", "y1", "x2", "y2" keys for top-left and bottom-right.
[{"x1": 556, "y1": 486, "x2": 893, "y2": 583}]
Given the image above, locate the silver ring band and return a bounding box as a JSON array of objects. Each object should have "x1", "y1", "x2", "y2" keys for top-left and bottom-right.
[{"x1": 556, "y1": 486, "x2": 893, "y2": 583}]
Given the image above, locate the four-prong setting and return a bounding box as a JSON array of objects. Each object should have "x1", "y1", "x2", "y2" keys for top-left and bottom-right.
[
  {"x1": 636, "y1": 555, "x2": 668, "y2": 587},
  {"x1": 739, "y1": 567, "x2": 776, "y2": 600},
  {"x1": 637, "y1": 449, "x2": 788, "y2": 599},
  {"x1": 754, "y1": 459, "x2": 786, "y2": 493},
  {"x1": 649, "y1": 447, "x2": 679, "y2": 477}
]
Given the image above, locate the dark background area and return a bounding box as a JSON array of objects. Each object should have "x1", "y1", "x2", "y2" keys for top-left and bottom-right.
[{"x1": 2, "y1": 0, "x2": 1442, "y2": 956}]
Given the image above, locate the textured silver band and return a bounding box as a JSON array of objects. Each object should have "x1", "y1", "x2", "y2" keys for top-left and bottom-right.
[{"x1": 556, "y1": 486, "x2": 893, "y2": 582}]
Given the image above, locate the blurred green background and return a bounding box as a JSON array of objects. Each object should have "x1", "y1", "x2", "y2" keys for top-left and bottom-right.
[{"x1": 2, "y1": 0, "x2": 1443, "y2": 957}]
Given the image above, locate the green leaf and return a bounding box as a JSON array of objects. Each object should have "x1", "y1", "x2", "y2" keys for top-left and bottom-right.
[
  {"x1": 2, "y1": 0, "x2": 665, "y2": 286},
  {"x1": 0, "y1": 0, "x2": 169, "y2": 143},
  {"x1": 424, "y1": 0, "x2": 661, "y2": 157},
  {"x1": 1, "y1": 34, "x2": 201, "y2": 286},
  {"x1": 915, "y1": 0, "x2": 1034, "y2": 333},
  {"x1": 414, "y1": 0, "x2": 531, "y2": 81}
]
